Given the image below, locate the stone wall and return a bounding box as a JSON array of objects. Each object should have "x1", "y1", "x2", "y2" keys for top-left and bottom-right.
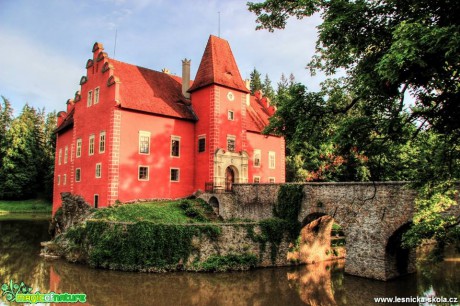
[
  {"x1": 203, "y1": 182, "x2": 421, "y2": 280},
  {"x1": 188, "y1": 223, "x2": 292, "y2": 268},
  {"x1": 200, "y1": 183, "x2": 280, "y2": 220}
]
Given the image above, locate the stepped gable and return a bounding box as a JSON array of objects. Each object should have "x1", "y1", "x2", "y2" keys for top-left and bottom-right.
[
  {"x1": 110, "y1": 59, "x2": 196, "y2": 120},
  {"x1": 188, "y1": 35, "x2": 249, "y2": 93}
]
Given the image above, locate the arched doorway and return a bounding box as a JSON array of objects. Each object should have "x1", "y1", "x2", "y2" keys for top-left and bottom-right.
[{"x1": 225, "y1": 167, "x2": 235, "y2": 192}]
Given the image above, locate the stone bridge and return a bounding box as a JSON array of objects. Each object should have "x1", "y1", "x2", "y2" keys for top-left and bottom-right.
[{"x1": 201, "y1": 182, "x2": 421, "y2": 280}]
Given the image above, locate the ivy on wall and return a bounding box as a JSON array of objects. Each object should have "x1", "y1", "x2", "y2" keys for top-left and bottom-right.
[
  {"x1": 71, "y1": 220, "x2": 221, "y2": 271},
  {"x1": 244, "y1": 184, "x2": 305, "y2": 263},
  {"x1": 274, "y1": 184, "x2": 304, "y2": 240}
]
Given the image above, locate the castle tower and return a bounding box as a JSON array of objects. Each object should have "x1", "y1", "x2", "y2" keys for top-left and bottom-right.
[{"x1": 189, "y1": 35, "x2": 250, "y2": 191}]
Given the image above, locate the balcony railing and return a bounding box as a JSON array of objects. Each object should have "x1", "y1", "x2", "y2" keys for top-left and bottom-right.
[{"x1": 205, "y1": 181, "x2": 233, "y2": 193}]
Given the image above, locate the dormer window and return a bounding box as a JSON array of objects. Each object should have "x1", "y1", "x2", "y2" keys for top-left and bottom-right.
[{"x1": 87, "y1": 90, "x2": 93, "y2": 107}]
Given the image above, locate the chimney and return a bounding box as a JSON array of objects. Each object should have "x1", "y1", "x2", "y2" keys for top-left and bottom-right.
[
  {"x1": 182, "y1": 59, "x2": 191, "y2": 99},
  {"x1": 245, "y1": 79, "x2": 251, "y2": 91}
]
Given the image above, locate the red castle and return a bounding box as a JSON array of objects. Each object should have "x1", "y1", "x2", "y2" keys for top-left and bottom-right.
[{"x1": 53, "y1": 35, "x2": 285, "y2": 213}]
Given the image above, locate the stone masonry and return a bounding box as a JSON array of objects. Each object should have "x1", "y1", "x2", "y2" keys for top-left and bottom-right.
[{"x1": 203, "y1": 182, "x2": 421, "y2": 280}]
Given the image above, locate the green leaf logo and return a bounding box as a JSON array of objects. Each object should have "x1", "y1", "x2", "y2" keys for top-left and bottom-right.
[{"x1": 1, "y1": 280, "x2": 32, "y2": 302}]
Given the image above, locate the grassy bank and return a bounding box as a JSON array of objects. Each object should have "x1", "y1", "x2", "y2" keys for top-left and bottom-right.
[
  {"x1": 91, "y1": 199, "x2": 219, "y2": 223},
  {"x1": 0, "y1": 199, "x2": 52, "y2": 213}
]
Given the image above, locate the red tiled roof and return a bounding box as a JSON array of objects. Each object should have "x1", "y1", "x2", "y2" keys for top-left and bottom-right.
[
  {"x1": 110, "y1": 59, "x2": 196, "y2": 120},
  {"x1": 246, "y1": 95, "x2": 271, "y2": 133},
  {"x1": 188, "y1": 35, "x2": 249, "y2": 93},
  {"x1": 55, "y1": 108, "x2": 74, "y2": 133}
]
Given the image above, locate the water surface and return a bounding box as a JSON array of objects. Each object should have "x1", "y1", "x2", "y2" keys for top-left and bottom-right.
[{"x1": 0, "y1": 216, "x2": 459, "y2": 305}]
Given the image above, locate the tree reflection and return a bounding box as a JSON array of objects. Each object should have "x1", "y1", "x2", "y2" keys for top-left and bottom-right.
[{"x1": 0, "y1": 220, "x2": 51, "y2": 294}]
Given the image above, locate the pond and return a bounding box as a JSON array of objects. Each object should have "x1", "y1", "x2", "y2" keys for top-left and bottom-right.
[{"x1": 0, "y1": 215, "x2": 459, "y2": 305}]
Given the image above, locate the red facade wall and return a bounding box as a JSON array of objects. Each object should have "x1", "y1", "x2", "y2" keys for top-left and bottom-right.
[
  {"x1": 247, "y1": 132, "x2": 285, "y2": 183},
  {"x1": 215, "y1": 87, "x2": 245, "y2": 153},
  {"x1": 53, "y1": 128, "x2": 73, "y2": 213},
  {"x1": 117, "y1": 110, "x2": 196, "y2": 202},
  {"x1": 70, "y1": 53, "x2": 116, "y2": 208},
  {"x1": 191, "y1": 87, "x2": 212, "y2": 191}
]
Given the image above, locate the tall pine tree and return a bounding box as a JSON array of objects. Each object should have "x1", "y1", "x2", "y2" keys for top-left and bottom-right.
[
  {"x1": 262, "y1": 74, "x2": 275, "y2": 101},
  {"x1": 249, "y1": 68, "x2": 263, "y2": 94}
]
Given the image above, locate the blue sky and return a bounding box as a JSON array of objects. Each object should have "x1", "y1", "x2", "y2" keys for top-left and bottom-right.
[{"x1": 0, "y1": 0, "x2": 322, "y2": 115}]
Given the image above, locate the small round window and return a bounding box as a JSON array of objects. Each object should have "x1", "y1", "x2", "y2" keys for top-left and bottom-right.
[{"x1": 227, "y1": 91, "x2": 235, "y2": 101}]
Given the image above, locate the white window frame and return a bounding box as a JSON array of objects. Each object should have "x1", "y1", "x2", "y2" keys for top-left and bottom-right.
[
  {"x1": 57, "y1": 175, "x2": 61, "y2": 185},
  {"x1": 138, "y1": 165, "x2": 149, "y2": 181},
  {"x1": 139, "y1": 131, "x2": 151, "y2": 155},
  {"x1": 253, "y1": 176, "x2": 261, "y2": 183},
  {"x1": 76, "y1": 138, "x2": 82, "y2": 158},
  {"x1": 99, "y1": 131, "x2": 106, "y2": 153},
  {"x1": 94, "y1": 87, "x2": 100, "y2": 104},
  {"x1": 75, "y1": 168, "x2": 81, "y2": 182},
  {"x1": 228, "y1": 110, "x2": 234, "y2": 121},
  {"x1": 253, "y1": 149, "x2": 261, "y2": 167},
  {"x1": 58, "y1": 149, "x2": 62, "y2": 165},
  {"x1": 63, "y1": 174, "x2": 67, "y2": 185},
  {"x1": 87, "y1": 90, "x2": 93, "y2": 107},
  {"x1": 269, "y1": 151, "x2": 276, "y2": 169},
  {"x1": 170, "y1": 135, "x2": 181, "y2": 158},
  {"x1": 95, "y1": 163, "x2": 102, "y2": 178},
  {"x1": 89, "y1": 135, "x2": 95, "y2": 155},
  {"x1": 170, "y1": 168, "x2": 180, "y2": 182},
  {"x1": 269, "y1": 177, "x2": 276, "y2": 183}
]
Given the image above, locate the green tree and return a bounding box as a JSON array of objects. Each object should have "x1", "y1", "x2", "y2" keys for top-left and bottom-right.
[
  {"x1": 249, "y1": 68, "x2": 263, "y2": 94},
  {"x1": 262, "y1": 74, "x2": 275, "y2": 101},
  {"x1": 248, "y1": 0, "x2": 460, "y2": 137},
  {"x1": 0, "y1": 105, "x2": 40, "y2": 199},
  {"x1": 249, "y1": 0, "x2": 460, "y2": 253},
  {"x1": 41, "y1": 111, "x2": 57, "y2": 200},
  {"x1": 0, "y1": 98, "x2": 56, "y2": 200},
  {"x1": 0, "y1": 97, "x2": 13, "y2": 174}
]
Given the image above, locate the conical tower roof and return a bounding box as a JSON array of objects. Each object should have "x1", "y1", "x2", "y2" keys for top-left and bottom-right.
[{"x1": 188, "y1": 35, "x2": 249, "y2": 93}]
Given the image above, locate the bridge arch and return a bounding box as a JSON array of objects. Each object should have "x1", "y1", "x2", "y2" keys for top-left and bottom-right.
[
  {"x1": 384, "y1": 222, "x2": 415, "y2": 279},
  {"x1": 208, "y1": 196, "x2": 220, "y2": 215}
]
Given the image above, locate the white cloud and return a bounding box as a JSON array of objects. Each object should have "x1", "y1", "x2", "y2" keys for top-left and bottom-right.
[{"x1": 0, "y1": 29, "x2": 85, "y2": 112}]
